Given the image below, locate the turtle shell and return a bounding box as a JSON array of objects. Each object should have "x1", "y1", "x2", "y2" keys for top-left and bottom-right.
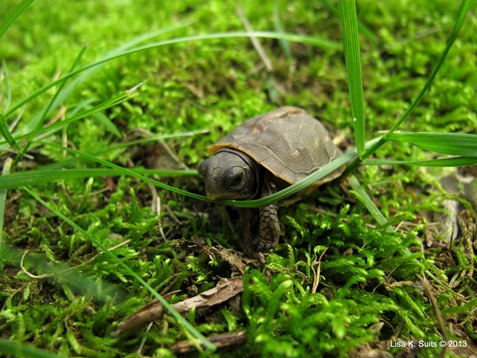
[{"x1": 208, "y1": 106, "x2": 344, "y2": 188}]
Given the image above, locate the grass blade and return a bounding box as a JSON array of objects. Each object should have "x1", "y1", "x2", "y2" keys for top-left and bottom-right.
[
  {"x1": 34, "y1": 140, "x2": 209, "y2": 201},
  {"x1": 230, "y1": 149, "x2": 358, "y2": 208},
  {"x1": 386, "y1": 132, "x2": 477, "y2": 156},
  {"x1": 339, "y1": 0, "x2": 365, "y2": 155},
  {"x1": 0, "y1": 0, "x2": 35, "y2": 40},
  {"x1": 364, "y1": 157, "x2": 477, "y2": 167},
  {"x1": 4, "y1": 31, "x2": 340, "y2": 122},
  {"x1": 24, "y1": 187, "x2": 216, "y2": 352},
  {"x1": 19, "y1": 47, "x2": 89, "y2": 155},
  {"x1": 0, "y1": 158, "x2": 12, "y2": 245},
  {"x1": 29, "y1": 140, "x2": 354, "y2": 209},
  {"x1": 348, "y1": 175, "x2": 388, "y2": 227},
  {"x1": 0, "y1": 113, "x2": 21, "y2": 152}
]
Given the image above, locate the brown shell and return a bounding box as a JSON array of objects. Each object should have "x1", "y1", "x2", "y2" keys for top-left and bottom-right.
[{"x1": 208, "y1": 106, "x2": 344, "y2": 187}]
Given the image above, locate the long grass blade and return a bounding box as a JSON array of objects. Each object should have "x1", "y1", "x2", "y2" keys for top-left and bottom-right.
[
  {"x1": 230, "y1": 149, "x2": 358, "y2": 208},
  {"x1": 24, "y1": 188, "x2": 216, "y2": 352},
  {"x1": 0, "y1": 158, "x2": 12, "y2": 245},
  {"x1": 34, "y1": 140, "x2": 209, "y2": 201},
  {"x1": 364, "y1": 157, "x2": 477, "y2": 167},
  {"x1": 31, "y1": 141, "x2": 355, "y2": 208},
  {"x1": 4, "y1": 31, "x2": 340, "y2": 121},
  {"x1": 19, "y1": 47, "x2": 89, "y2": 155},
  {"x1": 339, "y1": 0, "x2": 365, "y2": 156},
  {"x1": 386, "y1": 132, "x2": 477, "y2": 156},
  {"x1": 0, "y1": 0, "x2": 35, "y2": 40}
]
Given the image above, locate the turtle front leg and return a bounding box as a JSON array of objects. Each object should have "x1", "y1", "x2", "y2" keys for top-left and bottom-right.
[
  {"x1": 255, "y1": 201, "x2": 281, "y2": 252},
  {"x1": 238, "y1": 179, "x2": 281, "y2": 256},
  {"x1": 255, "y1": 180, "x2": 281, "y2": 252},
  {"x1": 238, "y1": 208, "x2": 255, "y2": 257}
]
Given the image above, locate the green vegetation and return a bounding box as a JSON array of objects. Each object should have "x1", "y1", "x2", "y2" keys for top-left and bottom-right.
[{"x1": 1, "y1": 0, "x2": 476, "y2": 357}]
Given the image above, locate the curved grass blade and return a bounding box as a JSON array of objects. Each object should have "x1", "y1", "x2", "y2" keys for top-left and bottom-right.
[
  {"x1": 0, "y1": 168, "x2": 197, "y2": 190},
  {"x1": 0, "y1": 0, "x2": 35, "y2": 40},
  {"x1": 24, "y1": 188, "x2": 216, "y2": 352},
  {"x1": 339, "y1": 0, "x2": 365, "y2": 155},
  {"x1": 4, "y1": 31, "x2": 340, "y2": 121},
  {"x1": 227, "y1": 149, "x2": 358, "y2": 208},
  {"x1": 233, "y1": 137, "x2": 382, "y2": 208},
  {"x1": 386, "y1": 132, "x2": 477, "y2": 156},
  {"x1": 33, "y1": 140, "x2": 354, "y2": 208},
  {"x1": 364, "y1": 156, "x2": 477, "y2": 167},
  {"x1": 385, "y1": 0, "x2": 474, "y2": 137},
  {"x1": 35, "y1": 140, "x2": 209, "y2": 201}
]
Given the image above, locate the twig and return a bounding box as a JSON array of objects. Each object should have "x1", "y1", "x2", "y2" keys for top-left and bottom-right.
[
  {"x1": 419, "y1": 274, "x2": 448, "y2": 358},
  {"x1": 236, "y1": 5, "x2": 274, "y2": 71},
  {"x1": 20, "y1": 240, "x2": 131, "y2": 279},
  {"x1": 170, "y1": 330, "x2": 247, "y2": 354},
  {"x1": 20, "y1": 250, "x2": 52, "y2": 279},
  {"x1": 148, "y1": 183, "x2": 167, "y2": 242},
  {"x1": 311, "y1": 247, "x2": 328, "y2": 293}
]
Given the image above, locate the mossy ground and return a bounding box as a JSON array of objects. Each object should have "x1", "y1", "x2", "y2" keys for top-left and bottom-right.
[{"x1": 0, "y1": 0, "x2": 476, "y2": 357}]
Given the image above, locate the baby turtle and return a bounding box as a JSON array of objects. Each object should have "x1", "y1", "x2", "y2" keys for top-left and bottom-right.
[{"x1": 198, "y1": 106, "x2": 344, "y2": 256}]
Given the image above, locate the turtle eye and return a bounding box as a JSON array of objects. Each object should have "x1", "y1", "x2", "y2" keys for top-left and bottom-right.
[{"x1": 225, "y1": 166, "x2": 247, "y2": 190}]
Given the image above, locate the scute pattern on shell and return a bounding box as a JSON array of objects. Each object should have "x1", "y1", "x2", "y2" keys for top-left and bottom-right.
[{"x1": 208, "y1": 106, "x2": 343, "y2": 187}]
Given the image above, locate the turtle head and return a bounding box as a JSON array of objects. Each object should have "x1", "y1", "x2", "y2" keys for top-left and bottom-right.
[{"x1": 198, "y1": 149, "x2": 259, "y2": 200}]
